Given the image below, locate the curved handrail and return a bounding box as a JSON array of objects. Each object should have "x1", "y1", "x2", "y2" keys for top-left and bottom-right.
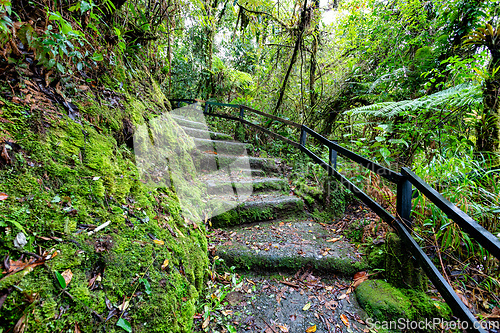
[{"x1": 171, "y1": 98, "x2": 500, "y2": 333}]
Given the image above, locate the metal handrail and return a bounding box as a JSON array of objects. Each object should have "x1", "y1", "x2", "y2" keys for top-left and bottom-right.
[{"x1": 171, "y1": 99, "x2": 500, "y2": 333}]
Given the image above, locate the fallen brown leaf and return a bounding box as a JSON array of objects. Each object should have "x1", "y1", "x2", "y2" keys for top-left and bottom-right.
[
  {"x1": 353, "y1": 271, "x2": 368, "y2": 289},
  {"x1": 326, "y1": 237, "x2": 340, "y2": 243},
  {"x1": 14, "y1": 314, "x2": 26, "y2": 333},
  {"x1": 278, "y1": 324, "x2": 289, "y2": 332},
  {"x1": 340, "y1": 313, "x2": 350, "y2": 327},
  {"x1": 338, "y1": 293, "x2": 348, "y2": 300},
  {"x1": 456, "y1": 290, "x2": 470, "y2": 309},
  {"x1": 161, "y1": 259, "x2": 169, "y2": 270},
  {"x1": 202, "y1": 316, "x2": 210, "y2": 329},
  {"x1": 0, "y1": 192, "x2": 8, "y2": 201},
  {"x1": 305, "y1": 325, "x2": 317, "y2": 332},
  {"x1": 2, "y1": 257, "x2": 44, "y2": 275},
  {"x1": 61, "y1": 269, "x2": 73, "y2": 286}
]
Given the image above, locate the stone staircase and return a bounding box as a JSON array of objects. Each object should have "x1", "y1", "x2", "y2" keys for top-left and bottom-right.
[
  {"x1": 171, "y1": 111, "x2": 370, "y2": 332},
  {"x1": 170, "y1": 112, "x2": 368, "y2": 275}
]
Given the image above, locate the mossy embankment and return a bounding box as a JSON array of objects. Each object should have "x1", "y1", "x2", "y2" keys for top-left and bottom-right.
[{"x1": 0, "y1": 72, "x2": 208, "y2": 332}]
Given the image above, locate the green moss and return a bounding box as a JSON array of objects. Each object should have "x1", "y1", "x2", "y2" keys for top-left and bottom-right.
[
  {"x1": 239, "y1": 206, "x2": 274, "y2": 223},
  {"x1": 356, "y1": 280, "x2": 415, "y2": 321},
  {"x1": 0, "y1": 74, "x2": 209, "y2": 332},
  {"x1": 234, "y1": 122, "x2": 246, "y2": 142},
  {"x1": 385, "y1": 232, "x2": 427, "y2": 291},
  {"x1": 210, "y1": 207, "x2": 240, "y2": 228},
  {"x1": 366, "y1": 242, "x2": 386, "y2": 268},
  {"x1": 217, "y1": 244, "x2": 367, "y2": 275},
  {"x1": 356, "y1": 280, "x2": 452, "y2": 332}
]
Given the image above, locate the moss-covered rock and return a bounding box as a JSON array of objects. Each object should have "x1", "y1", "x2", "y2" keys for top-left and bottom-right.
[
  {"x1": 356, "y1": 280, "x2": 415, "y2": 321},
  {"x1": 356, "y1": 280, "x2": 452, "y2": 332},
  {"x1": 0, "y1": 75, "x2": 208, "y2": 332}
]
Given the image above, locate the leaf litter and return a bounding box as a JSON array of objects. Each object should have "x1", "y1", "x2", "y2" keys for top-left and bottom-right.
[{"x1": 193, "y1": 263, "x2": 369, "y2": 332}]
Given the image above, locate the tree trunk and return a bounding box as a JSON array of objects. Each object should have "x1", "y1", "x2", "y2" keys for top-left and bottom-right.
[
  {"x1": 274, "y1": 0, "x2": 308, "y2": 114},
  {"x1": 197, "y1": 0, "x2": 218, "y2": 99},
  {"x1": 476, "y1": 51, "x2": 500, "y2": 157},
  {"x1": 309, "y1": 0, "x2": 319, "y2": 109}
]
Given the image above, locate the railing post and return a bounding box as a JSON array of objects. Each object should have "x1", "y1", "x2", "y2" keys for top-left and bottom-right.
[
  {"x1": 397, "y1": 172, "x2": 412, "y2": 227},
  {"x1": 328, "y1": 144, "x2": 337, "y2": 176},
  {"x1": 239, "y1": 106, "x2": 244, "y2": 121},
  {"x1": 203, "y1": 102, "x2": 209, "y2": 114},
  {"x1": 299, "y1": 126, "x2": 307, "y2": 147}
]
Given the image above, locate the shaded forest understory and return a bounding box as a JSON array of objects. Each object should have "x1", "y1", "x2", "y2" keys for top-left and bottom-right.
[{"x1": 1, "y1": 0, "x2": 500, "y2": 332}]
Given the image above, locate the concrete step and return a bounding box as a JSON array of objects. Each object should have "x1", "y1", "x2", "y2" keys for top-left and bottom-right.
[
  {"x1": 196, "y1": 153, "x2": 279, "y2": 174},
  {"x1": 212, "y1": 219, "x2": 368, "y2": 276},
  {"x1": 206, "y1": 178, "x2": 288, "y2": 195},
  {"x1": 182, "y1": 127, "x2": 233, "y2": 141},
  {"x1": 193, "y1": 138, "x2": 253, "y2": 155},
  {"x1": 171, "y1": 114, "x2": 207, "y2": 130},
  {"x1": 208, "y1": 195, "x2": 303, "y2": 228},
  {"x1": 199, "y1": 168, "x2": 267, "y2": 177}
]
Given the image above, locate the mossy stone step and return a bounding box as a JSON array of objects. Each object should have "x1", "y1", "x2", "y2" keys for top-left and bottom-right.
[
  {"x1": 209, "y1": 195, "x2": 303, "y2": 227},
  {"x1": 182, "y1": 127, "x2": 233, "y2": 140},
  {"x1": 193, "y1": 138, "x2": 253, "y2": 155},
  {"x1": 197, "y1": 153, "x2": 279, "y2": 174},
  {"x1": 206, "y1": 178, "x2": 288, "y2": 195},
  {"x1": 171, "y1": 114, "x2": 207, "y2": 130},
  {"x1": 212, "y1": 219, "x2": 368, "y2": 276}
]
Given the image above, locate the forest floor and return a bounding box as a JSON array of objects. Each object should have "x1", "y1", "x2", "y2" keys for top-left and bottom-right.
[{"x1": 192, "y1": 204, "x2": 382, "y2": 333}]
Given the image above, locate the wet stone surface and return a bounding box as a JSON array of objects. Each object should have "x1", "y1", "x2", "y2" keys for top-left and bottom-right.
[
  {"x1": 196, "y1": 271, "x2": 369, "y2": 333},
  {"x1": 211, "y1": 219, "x2": 368, "y2": 275}
]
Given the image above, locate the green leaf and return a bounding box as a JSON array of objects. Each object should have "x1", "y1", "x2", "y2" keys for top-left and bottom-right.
[
  {"x1": 91, "y1": 52, "x2": 103, "y2": 61},
  {"x1": 388, "y1": 138, "x2": 409, "y2": 147},
  {"x1": 5, "y1": 218, "x2": 27, "y2": 234},
  {"x1": 47, "y1": 58, "x2": 56, "y2": 68},
  {"x1": 61, "y1": 22, "x2": 72, "y2": 35},
  {"x1": 140, "y1": 278, "x2": 152, "y2": 295},
  {"x1": 77, "y1": 62, "x2": 83, "y2": 71},
  {"x1": 116, "y1": 318, "x2": 132, "y2": 332},
  {"x1": 49, "y1": 12, "x2": 62, "y2": 22},
  {"x1": 55, "y1": 271, "x2": 66, "y2": 289},
  {"x1": 118, "y1": 41, "x2": 126, "y2": 52},
  {"x1": 56, "y1": 62, "x2": 65, "y2": 73},
  {"x1": 379, "y1": 147, "x2": 391, "y2": 159},
  {"x1": 51, "y1": 195, "x2": 61, "y2": 203},
  {"x1": 81, "y1": 1, "x2": 91, "y2": 13}
]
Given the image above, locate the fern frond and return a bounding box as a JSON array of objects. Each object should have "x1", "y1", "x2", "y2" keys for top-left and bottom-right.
[{"x1": 346, "y1": 83, "x2": 482, "y2": 119}]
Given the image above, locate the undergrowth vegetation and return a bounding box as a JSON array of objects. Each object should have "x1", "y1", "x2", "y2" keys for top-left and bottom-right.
[
  {"x1": 0, "y1": 66, "x2": 209, "y2": 332},
  {"x1": 1, "y1": 0, "x2": 500, "y2": 330}
]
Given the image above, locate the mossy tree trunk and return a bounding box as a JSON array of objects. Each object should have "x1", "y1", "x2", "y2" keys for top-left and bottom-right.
[
  {"x1": 477, "y1": 50, "x2": 500, "y2": 158},
  {"x1": 308, "y1": 0, "x2": 320, "y2": 110},
  {"x1": 199, "y1": 0, "x2": 218, "y2": 99},
  {"x1": 274, "y1": 0, "x2": 309, "y2": 114}
]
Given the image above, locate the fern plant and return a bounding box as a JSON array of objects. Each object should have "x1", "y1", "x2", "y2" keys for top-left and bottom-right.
[{"x1": 346, "y1": 83, "x2": 482, "y2": 119}]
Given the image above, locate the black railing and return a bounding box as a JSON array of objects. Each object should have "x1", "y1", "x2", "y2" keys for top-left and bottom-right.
[{"x1": 171, "y1": 99, "x2": 500, "y2": 333}]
